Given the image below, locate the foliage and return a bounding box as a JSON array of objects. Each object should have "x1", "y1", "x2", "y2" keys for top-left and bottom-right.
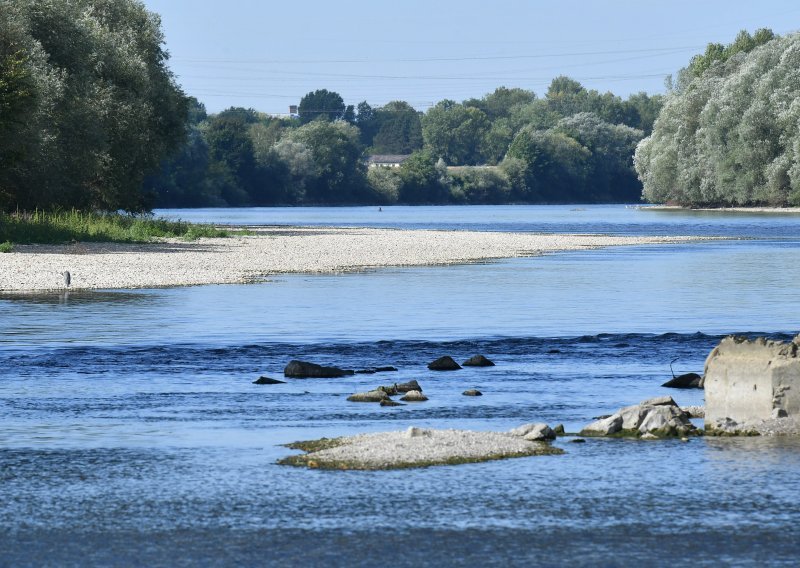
[
  {"x1": 298, "y1": 89, "x2": 346, "y2": 124},
  {"x1": 0, "y1": 0, "x2": 188, "y2": 213},
  {"x1": 0, "y1": 210, "x2": 228, "y2": 245},
  {"x1": 635, "y1": 29, "x2": 800, "y2": 207},
  {"x1": 397, "y1": 150, "x2": 450, "y2": 203},
  {"x1": 0, "y1": 240, "x2": 12, "y2": 252},
  {"x1": 449, "y1": 167, "x2": 511, "y2": 204},
  {"x1": 422, "y1": 100, "x2": 491, "y2": 165}
]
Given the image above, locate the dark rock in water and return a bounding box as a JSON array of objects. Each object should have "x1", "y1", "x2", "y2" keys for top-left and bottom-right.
[
  {"x1": 462, "y1": 354, "x2": 495, "y2": 367},
  {"x1": 253, "y1": 376, "x2": 286, "y2": 385},
  {"x1": 428, "y1": 356, "x2": 461, "y2": 371},
  {"x1": 284, "y1": 360, "x2": 354, "y2": 378},
  {"x1": 547, "y1": 349, "x2": 562, "y2": 354},
  {"x1": 570, "y1": 438, "x2": 586, "y2": 443},
  {"x1": 462, "y1": 389, "x2": 483, "y2": 396},
  {"x1": 380, "y1": 399, "x2": 404, "y2": 407},
  {"x1": 395, "y1": 380, "x2": 422, "y2": 393},
  {"x1": 355, "y1": 366, "x2": 398, "y2": 374},
  {"x1": 553, "y1": 424, "x2": 565, "y2": 435},
  {"x1": 662, "y1": 372, "x2": 703, "y2": 389},
  {"x1": 615, "y1": 343, "x2": 630, "y2": 348}
]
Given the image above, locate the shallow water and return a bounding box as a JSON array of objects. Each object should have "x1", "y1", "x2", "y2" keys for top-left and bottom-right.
[{"x1": 2, "y1": 205, "x2": 800, "y2": 566}]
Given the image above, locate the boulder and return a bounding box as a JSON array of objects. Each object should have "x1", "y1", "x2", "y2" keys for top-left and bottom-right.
[
  {"x1": 509, "y1": 423, "x2": 556, "y2": 441},
  {"x1": 347, "y1": 390, "x2": 389, "y2": 403},
  {"x1": 427, "y1": 356, "x2": 461, "y2": 371},
  {"x1": 553, "y1": 424, "x2": 565, "y2": 435},
  {"x1": 380, "y1": 399, "x2": 404, "y2": 407},
  {"x1": 376, "y1": 385, "x2": 399, "y2": 396},
  {"x1": 639, "y1": 395, "x2": 678, "y2": 407},
  {"x1": 284, "y1": 360, "x2": 354, "y2": 378},
  {"x1": 681, "y1": 405, "x2": 705, "y2": 419},
  {"x1": 570, "y1": 438, "x2": 586, "y2": 443},
  {"x1": 462, "y1": 355, "x2": 495, "y2": 367},
  {"x1": 662, "y1": 372, "x2": 704, "y2": 389},
  {"x1": 580, "y1": 415, "x2": 623, "y2": 436},
  {"x1": 462, "y1": 389, "x2": 483, "y2": 396},
  {"x1": 252, "y1": 376, "x2": 286, "y2": 385},
  {"x1": 395, "y1": 380, "x2": 422, "y2": 393},
  {"x1": 400, "y1": 390, "x2": 428, "y2": 402}
]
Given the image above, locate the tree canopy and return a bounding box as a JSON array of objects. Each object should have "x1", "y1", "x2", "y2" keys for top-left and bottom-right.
[
  {"x1": 0, "y1": 0, "x2": 188, "y2": 212},
  {"x1": 635, "y1": 29, "x2": 800, "y2": 206}
]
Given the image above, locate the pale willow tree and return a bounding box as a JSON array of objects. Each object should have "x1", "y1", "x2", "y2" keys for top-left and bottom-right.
[{"x1": 635, "y1": 32, "x2": 800, "y2": 206}]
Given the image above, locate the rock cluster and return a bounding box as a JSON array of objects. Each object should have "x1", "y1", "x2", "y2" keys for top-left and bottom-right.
[{"x1": 580, "y1": 396, "x2": 699, "y2": 438}]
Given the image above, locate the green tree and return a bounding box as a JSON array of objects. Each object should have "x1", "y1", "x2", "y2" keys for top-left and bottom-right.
[
  {"x1": 397, "y1": 150, "x2": 449, "y2": 203},
  {"x1": 298, "y1": 89, "x2": 346, "y2": 124},
  {"x1": 371, "y1": 101, "x2": 423, "y2": 154},
  {"x1": 422, "y1": 101, "x2": 490, "y2": 165}
]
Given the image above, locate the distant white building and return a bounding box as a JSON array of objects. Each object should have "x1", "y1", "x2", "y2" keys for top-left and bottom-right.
[{"x1": 366, "y1": 154, "x2": 411, "y2": 168}]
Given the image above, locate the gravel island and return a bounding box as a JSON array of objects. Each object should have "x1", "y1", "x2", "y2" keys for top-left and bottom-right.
[{"x1": 0, "y1": 226, "x2": 699, "y2": 291}]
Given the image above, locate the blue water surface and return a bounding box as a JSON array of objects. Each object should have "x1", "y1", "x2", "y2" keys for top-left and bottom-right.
[{"x1": 2, "y1": 205, "x2": 800, "y2": 566}]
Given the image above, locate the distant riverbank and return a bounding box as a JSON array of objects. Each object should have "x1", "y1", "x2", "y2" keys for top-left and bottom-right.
[
  {"x1": 0, "y1": 227, "x2": 698, "y2": 291},
  {"x1": 638, "y1": 205, "x2": 800, "y2": 214}
]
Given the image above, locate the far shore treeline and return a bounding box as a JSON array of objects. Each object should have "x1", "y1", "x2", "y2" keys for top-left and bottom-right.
[{"x1": 0, "y1": 0, "x2": 795, "y2": 212}]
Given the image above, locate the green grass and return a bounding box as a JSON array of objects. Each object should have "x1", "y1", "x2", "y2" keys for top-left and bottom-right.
[{"x1": 0, "y1": 210, "x2": 232, "y2": 245}]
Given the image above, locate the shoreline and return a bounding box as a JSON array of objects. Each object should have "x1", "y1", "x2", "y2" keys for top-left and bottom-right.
[
  {"x1": 636, "y1": 205, "x2": 800, "y2": 213},
  {"x1": 0, "y1": 226, "x2": 701, "y2": 292}
]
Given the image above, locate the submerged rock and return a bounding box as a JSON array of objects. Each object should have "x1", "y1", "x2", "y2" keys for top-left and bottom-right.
[
  {"x1": 355, "y1": 366, "x2": 399, "y2": 374},
  {"x1": 580, "y1": 396, "x2": 698, "y2": 438},
  {"x1": 380, "y1": 399, "x2": 404, "y2": 407},
  {"x1": 462, "y1": 354, "x2": 495, "y2": 367},
  {"x1": 284, "y1": 360, "x2": 354, "y2": 378},
  {"x1": 662, "y1": 372, "x2": 704, "y2": 389},
  {"x1": 252, "y1": 376, "x2": 286, "y2": 385},
  {"x1": 400, "y1": 390, "x2": 428, "y2": 402},
  {"x1": 347, "y1": 390, "x2": 389, "y2": 403},
  {"x1": 427, "y1": 356, "x2": 461, "y2": 371},
  {"x1": 462, "y1": 389, "x2": 483, "y2": 396}
]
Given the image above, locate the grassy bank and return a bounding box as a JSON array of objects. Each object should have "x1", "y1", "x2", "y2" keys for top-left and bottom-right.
[{"x1": 0, "y1": 210, "x2": 230, "y2": 249}]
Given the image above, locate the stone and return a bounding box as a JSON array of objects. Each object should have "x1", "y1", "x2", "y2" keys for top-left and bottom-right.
[
  {"x1": 772, "y1": 408, "x2": 788, "y2": 419},
  {"x1": 376, "y1": 385, "x2": 399, "y2": 396},
  {"x1": 570, "y1": 438, "x2": 586, "y2": 443},
  {"x1": 347, "y1": 390, "x2": 389, "y2": 403},
  {"x1": 380, "y1": 399, "x2": 404, "y2": 407},
  {"x1": 639, "y1": 395, "x2": 678, "y2": 407},
  {"x1": 681, "y1": 405, "x2": 705, "y2": 419},
  {"x1": 523, "y1": 425, "x2": 556, "y2": 442},
  {"x1": 618, "y1": 404, "x2": 648, "y2": 430},
  {"x1": 462, "y1": 389, "x2": 483, "y2": 396},
  {"x1": 252, "y1": 376, "x2": 286, "y2": 385},
  {"x1": 427, "y1": 356, "x2": 462, "y2": 371},
  {"x1": 704, "y1": 335, "x2": 800, "y2": 428},
  {"x1": 355, "y1": 366, "x2": 399, "y2": 374},
  {"x1": 640, "y1": 433, "x2": 659, "y2": 440},
  {"x1": 395, "y1": 380, "x2": 422, "y2": 393},
  {"x1": 284, "y1": 360, "x2": 354, "y2": 378},
  {"x1": 462, "y1": 355, "x2": 495, "y2": 367},
  {"x1": 662, "y1": 372, "x2": 704, "y2": 389},
  {"x1": 400, "y1": 390, "x2": 428, "y2": 402},
  {"x1": 553, "y1": 424, "x2": 565, "y2": 435},
  {"x1": 510, "y1": 423, "x2": 556, "y2": 440},
  {"x1": 580, "y1": 414, "x2": 623, "y2": 436}
]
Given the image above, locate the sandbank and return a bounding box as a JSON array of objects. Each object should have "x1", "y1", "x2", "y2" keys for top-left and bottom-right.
[{"x1": 0, "y1": 226, "x2": 699, "y2": 291}]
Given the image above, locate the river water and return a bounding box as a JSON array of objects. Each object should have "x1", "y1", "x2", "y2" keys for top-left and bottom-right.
[{"x1": 2, "y1": 205, "x2": 800, "y2": 566}]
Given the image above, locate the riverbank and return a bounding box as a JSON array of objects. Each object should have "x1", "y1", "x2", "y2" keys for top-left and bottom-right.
[
  {"x1": 638, "y1": 205, "x2": 800, "y2": 213},
  {"x1": 0, "y1": 226, "x2": 700, "y2": 291}
]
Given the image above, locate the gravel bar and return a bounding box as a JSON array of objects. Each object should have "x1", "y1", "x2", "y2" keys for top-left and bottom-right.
[{"x1": 0, "y1": 226, "x2": 699, "y2": 291}]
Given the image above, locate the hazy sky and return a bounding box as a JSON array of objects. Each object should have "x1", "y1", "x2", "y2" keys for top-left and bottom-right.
[{"x1": 140, "y1": 0, "x2": 800, "y2": 114}]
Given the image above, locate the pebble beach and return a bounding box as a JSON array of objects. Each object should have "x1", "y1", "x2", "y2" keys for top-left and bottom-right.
[{"x1": 0, "y1": 226, "x2": 698, "y2": 291}]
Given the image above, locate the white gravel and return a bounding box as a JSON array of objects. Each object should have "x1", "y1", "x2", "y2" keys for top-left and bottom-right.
[
  {"x1": 0, "y1": 226, "x2": 698, "y2": 291},
  {"x1": 291, "y1": 427, "x2": 560, "y2": 469}
]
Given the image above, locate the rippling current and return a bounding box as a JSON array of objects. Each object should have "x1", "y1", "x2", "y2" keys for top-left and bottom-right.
[{"x1": 2, "y1": 206, "x2": 800, "y2": 566}]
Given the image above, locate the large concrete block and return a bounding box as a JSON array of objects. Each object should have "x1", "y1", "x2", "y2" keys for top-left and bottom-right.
[{"x1": 704, "y1": 335, "x2": 800, "y2": 427}]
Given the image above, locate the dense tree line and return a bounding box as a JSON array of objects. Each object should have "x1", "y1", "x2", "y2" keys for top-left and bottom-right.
[
  {"x1": 0, "y1": 0, "x2": 187, "y2": 212},
  {"x1": 151, "y1": 80, "x2": 662, "y2": 207},
  {"x1": 635, "y1": 29, "x2": 800, "y2": 207}
]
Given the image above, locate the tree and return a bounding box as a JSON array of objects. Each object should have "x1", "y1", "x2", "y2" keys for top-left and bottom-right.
[
  {"x1": 422, "y1": 101, "x2": 490, "y2": 165},
  {"x1": 282, "y1": 120, "x2": 368, "y2": 203},
  {"x1": 396, "y1": 150, "x2": 449, "y2": 203},
  {"x1": 635, "y1": 29, "x2": 799, "y2": 207},
  {"x1": 371, "y1": 101, "x2": 423, "y2": 154},
  {"x1": 0, "y1": 0, "x2": 188, "y2": 212},
  {"x1": 298, "y1": 89, "x2": 346, "y2": 124}
]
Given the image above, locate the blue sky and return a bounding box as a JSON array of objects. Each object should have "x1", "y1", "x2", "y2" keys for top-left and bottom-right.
[{"x1": 141, "y1": 0, "x2": 800, "y2": 114}]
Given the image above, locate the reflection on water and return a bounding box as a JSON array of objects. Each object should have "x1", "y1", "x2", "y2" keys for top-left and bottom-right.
[{"x1": 0, "y1": 289, "x2": 149, "y2": 306}]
